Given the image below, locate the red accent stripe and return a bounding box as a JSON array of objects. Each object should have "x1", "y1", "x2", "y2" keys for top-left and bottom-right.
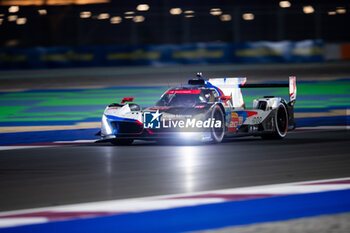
[
  {"x1": 0, "y1": 211, "x2": 125, "y2": 221},
  {"x1": 246, "y1": 111, "x2": 258, "y2": 117},
  {"x1": 146, "y1": 129, "x2": 154, "y2": 134},
  {"x1": 148, "y1": 107, "x2": 170, "y2": 110}
]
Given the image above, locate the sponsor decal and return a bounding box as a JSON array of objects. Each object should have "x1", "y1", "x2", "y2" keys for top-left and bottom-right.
[{"x1": 228, "y1": 112, "x2": 243, "y2": 132}]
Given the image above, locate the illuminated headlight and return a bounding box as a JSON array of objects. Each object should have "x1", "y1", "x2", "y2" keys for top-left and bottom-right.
[
  {"x1": 178, "y1": 132, "x2": 198, "y2": 139},
  {"x1": 101, "y1": 114, "x2": 113, "y2": 135},
  {"x1": 177, "y1": 132, "x2": 212, "y2": 143},
  {"x1": 200, "y1": 132, "x2": 212, "y2": 142},
  {"x1": 177, "y1": 132, "x2": 203, "y2": 142}
]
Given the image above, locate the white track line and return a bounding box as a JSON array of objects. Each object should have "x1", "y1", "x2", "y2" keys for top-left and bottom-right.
[
  {"x1": 0, "y1": 146, "x2": 57, "y2": 151},
  {"x1": 53, "y1": 140, "x2": 97, "y2": 143},
  {"x1": 0, "y1": 177, "x2": 349, "y2": 217},
  {"x1": 296, "y1": 125, "x2": 349, "y2": 130},
  {"x1": 0, "y1": 140, "x2": 97, "y2": 151},
  {"x1": 1, "y1": 177, "x2": 349, "y2": 228},
  {"x1": 0, "y1": 218, "x2": 48, "y2": 228}
]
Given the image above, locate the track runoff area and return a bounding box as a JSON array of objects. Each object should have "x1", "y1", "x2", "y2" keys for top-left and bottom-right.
[{"x1": 0, "y1": 77, "x2": 349, "y2": 232}]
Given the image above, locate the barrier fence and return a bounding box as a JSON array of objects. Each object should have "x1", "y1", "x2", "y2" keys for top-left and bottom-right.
[{"x1": 0, "y1": 40, "x2": 332, "y2": 69}]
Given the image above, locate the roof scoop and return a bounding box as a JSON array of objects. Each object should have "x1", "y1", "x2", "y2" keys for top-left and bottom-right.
[
  {"x1": 188, "y1": 72, "x2": 206, "y2": 85},
  {"x1": 188, "y1": 79, "x2": 206, "y2": 85}
]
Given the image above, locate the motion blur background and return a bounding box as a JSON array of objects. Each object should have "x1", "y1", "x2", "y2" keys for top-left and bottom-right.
[{"x1": 0, "y1": 0, "x2": 350, "y2": 69}]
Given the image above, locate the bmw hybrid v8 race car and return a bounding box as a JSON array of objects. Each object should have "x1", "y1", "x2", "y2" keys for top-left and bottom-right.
[{"x1": 97, "y1": 74, "x2": 297, "y2": 145}]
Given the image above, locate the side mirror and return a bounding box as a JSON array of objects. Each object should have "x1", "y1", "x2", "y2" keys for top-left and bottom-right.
[
  {"x1": 121, "y1": 97, "x2": 135, "y2": 104},
  {"x1": 219, "y1": 96, "x2": 232, "y2": 104}
]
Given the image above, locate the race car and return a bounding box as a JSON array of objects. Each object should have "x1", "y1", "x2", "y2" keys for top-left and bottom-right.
[{"x1": 96, "y1": 73, "x2": 297, "y2": 145}]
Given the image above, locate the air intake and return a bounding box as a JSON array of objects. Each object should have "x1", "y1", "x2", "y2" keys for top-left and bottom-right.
[{"x1": 188, "y1": 79, "x2": 205, "y2": 85}]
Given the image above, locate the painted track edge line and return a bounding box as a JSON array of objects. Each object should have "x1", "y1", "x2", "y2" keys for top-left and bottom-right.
[
  {"x1": 1, "y1": 189, "x2": 350, "y2": 233},
  {"x1": 0, "y1": 177, "x2": 349, "y2": 217}
]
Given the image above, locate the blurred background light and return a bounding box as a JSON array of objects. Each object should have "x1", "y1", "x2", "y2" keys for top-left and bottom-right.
[
  {"x1": 210, "y1": 8, "x2": 222, "y2": 16},
  {"x1": 16, "y1": 17, "x2": 26, "y2": 25},
  {"x1": 38, "y1": 9, "x2": 47, "y2": 15},
  {"x1": 170, "y1": 8, "x2": 182, "y2": 15},
  {"x1": 1, "y1": 0, "x2": 109, "y2": 6},
  {"x1": 303, "y1": 6, "x2": 315, "y2": 14},
  {"x1": 279, "y1": 1, "x2": 291, "y2": 8},
  {"x1": 80, "y1": 11, "x2": 91, "y2": 18},
  {"x1": 136, "y1": 4, "x2": 149, "y2": 12},
  {"x1": 220, "y1": 14, "x2": 231, "y2": 22},
  {"x1": 8, "y1": 6, "x2": 19, "y2": 13},
  {"x1": 8, "y1": 15, "x2": 18, "y2": 21},
  {"x1": 336, "y1": 8, "x2": 346, "y2": 14},
  {"x1": 0, "y1": 18, "x2": 3, "y2": 25},
  {"x1": 242, "y1": 13, "x2": 254, "y2": 21},
  {"x1": 0, "y1": 1, "x2": 349, "y2": 49},
  {"x1": 133, "y1": 15, "x2": 144, "y2": 23},
  {"x1": 184, "y1": 10, "x2": 194, "y2": 14},
  {"x1": 97, "y1": 13, "x2": 109, "y2": 20},
  {"x1": 110, "y1": 16, "x2": 122, "y2": 24}
]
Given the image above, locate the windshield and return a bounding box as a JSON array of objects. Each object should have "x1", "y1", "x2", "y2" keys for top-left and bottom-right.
[{"x1": 156, "y1": 90, "x2": 206, "y2": 107}]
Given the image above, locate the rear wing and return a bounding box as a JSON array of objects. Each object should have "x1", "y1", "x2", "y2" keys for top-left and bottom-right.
[
  {"x1": 208, "y1": 76, "x2": 296, "y2": 107},
  {"x1": 240, "y1": 76, "x2": 297, "y2": 103}
]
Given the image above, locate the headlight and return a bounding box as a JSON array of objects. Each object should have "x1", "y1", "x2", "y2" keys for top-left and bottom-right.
[{"x1": 177, "y1": 132, "x2": 212, "y2": 143}]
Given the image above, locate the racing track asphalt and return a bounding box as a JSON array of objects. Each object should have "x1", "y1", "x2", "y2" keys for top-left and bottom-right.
[{"x1": 0, "y1": 129, "x2": 349, "y2": 212}]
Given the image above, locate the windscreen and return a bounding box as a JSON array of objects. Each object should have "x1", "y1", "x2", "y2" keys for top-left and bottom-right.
[{"x1": 156, "y1": 89, "x2": 206, "y2": 107}]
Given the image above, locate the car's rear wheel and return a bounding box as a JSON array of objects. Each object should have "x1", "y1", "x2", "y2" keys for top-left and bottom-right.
[
  {"x1": 210, "y1": 105, "x2": 225, "y2": 143},
  {"x1": 262, "y1": 103, "x2": 288, "y2": 139},
  {"x1": 111, "y1": 139, "x2": 134, "y2": 145}
]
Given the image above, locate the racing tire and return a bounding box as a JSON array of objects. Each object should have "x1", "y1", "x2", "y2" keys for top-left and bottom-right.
[
  {"x1": 210, "y1": 105, "x2": 225, "y2": 143},
  {"x1": 262, "y1": 103, "x2": 288, "y2": 140},
  {"x1": 111, "y1": 139, "x2": 134, "y2": 146}
]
